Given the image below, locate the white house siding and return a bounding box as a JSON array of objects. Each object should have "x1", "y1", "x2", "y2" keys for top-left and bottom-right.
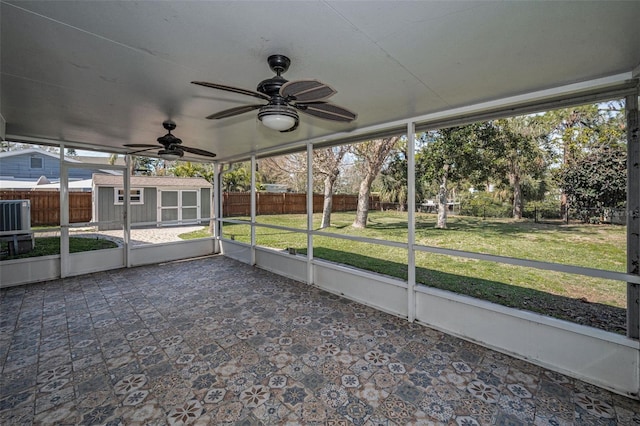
[{"x1": 0, "y1": 149, "x2": 117, "y2": 182}]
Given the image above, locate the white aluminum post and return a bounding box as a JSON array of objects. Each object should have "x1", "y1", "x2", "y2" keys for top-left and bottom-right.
[
  {"x1": 213, "y1": 162, "x2": 221, "y2": 253},
  {"x1": 627, "y1": 92, "x2": 640, "y2": 339},
  {"x1": 124, "y1": 155, "x2": 131, "y2": 267},
  {"x1": 60, "y1": 145, "x2": 69, "y2": 278},
  {"x1": 251, "y1": 156, "x2": 257, "y2": 265},
  {"x1": 307, "y1": 143, "x2": 314, "y2": 285},
  {"x1": 407, "y1": 122, "x2": 416, "y2": 322},
  {"x1": 209, "y1": 161, "x2": 216, "y2": 252}
]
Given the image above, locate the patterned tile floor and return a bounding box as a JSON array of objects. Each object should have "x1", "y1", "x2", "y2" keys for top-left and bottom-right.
[{"x1": 1, "y1": 255, "x2": 639, "y2": 425}]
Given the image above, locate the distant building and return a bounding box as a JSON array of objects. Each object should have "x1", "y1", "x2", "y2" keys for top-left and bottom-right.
[
  {"x1": 262, "y1": 184, "x2": 289, "y2": 193},
  {"x1": 0, "y1": 148, "x2": 119, "y2": 190}
]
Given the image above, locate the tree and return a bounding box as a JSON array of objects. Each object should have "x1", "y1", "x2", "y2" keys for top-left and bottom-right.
[
  {"x1": 222, "y1": 163, "x2": 252, "y2": 192},
  {"x1": 490, "y1": 118, "x2": 547, "y2": 219},
  {"x1": 133, "y1": 156, "x2": 157, "y2": 176},
  {"x1": 540, "y1": 102, "x2": 625, "y2": 220},
  {"x1": 0, "y1": 141, "x2": 60, "y2": 153},
  {"x1": 378, "y1": 142, "x2": 426, "y2": 211},
  {"x1": 351, "y1": 137, "x2": 400, "y2": 228},
  {"x1": 172, "y1": 161, "x2": 214, "y2": 183},
  {"x1": 259, "y1": 153, "x2": 309, "y2": 192},
  {"x1": 315, "y1": 146, "x2": 350, "y2": 228},
  {"x1": 379, "y1": 153, "x2": 408, "y2": 211},
  {"x1": 558, "y1": 144, "x2": 626, "y2": 222},
  {"x1": 417, "y1": 124, "x2": 494, "y2": 228},
  {"x1": 110, "y1": 154, "x2": 162, "y2": 176}
]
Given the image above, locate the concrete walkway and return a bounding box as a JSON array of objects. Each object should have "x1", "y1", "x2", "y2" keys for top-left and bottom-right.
[{"x1": 67, "y1": 225, "x2": 209, "y2": 246}]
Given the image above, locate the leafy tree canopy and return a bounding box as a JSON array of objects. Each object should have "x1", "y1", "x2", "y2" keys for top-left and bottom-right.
[
  {"x1": 557, "y1": 144, "x2": 626, "y2": 222},
  {"x1": 171, "y1": 161, "x2": 214, "y2": 182}
]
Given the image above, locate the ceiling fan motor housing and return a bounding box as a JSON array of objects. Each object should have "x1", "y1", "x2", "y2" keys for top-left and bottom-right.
[
  {"x1": 157, "y1": 133, "x2": 182, "y2": 148},
  {"x1": 162, "y1": 120, "x2": 177, "y2": 131},
  {"x1": 267, "y1": 54, "x2": 291, "y2": 75},
  {"x1": 257, "y1": 76, "x2": 287, "y2": 97},
  {"x1": 257, "y1": 55, "x2": 291, "y2": 96}
]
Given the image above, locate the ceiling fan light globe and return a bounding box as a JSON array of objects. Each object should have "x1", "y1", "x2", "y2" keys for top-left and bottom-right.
[
  {"x1": 260, "y1": 114, "x2": 296, "y2": 131},
  {"x1": 258, "y1": 104, "x2": 298, "y2": 131},
  {"x1": 158, "y1": 149, "x2": 183, "y2": 161}
]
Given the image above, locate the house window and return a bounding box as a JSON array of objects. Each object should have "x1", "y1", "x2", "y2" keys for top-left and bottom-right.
[
  {"x1": 30, "y1": 156, "x2": 43, "y2": 169},
  {"x1": 114, "y1": 188, "x2": 144, "y2": 205}
]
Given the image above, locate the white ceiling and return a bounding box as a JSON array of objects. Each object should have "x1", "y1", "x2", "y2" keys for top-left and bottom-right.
[{"x1": 2, "y1": 1, "x2": 639, "y2": 162}]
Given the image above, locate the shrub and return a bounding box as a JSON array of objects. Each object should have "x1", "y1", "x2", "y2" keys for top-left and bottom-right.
[
  {"x1": 460, "y1": 192, "x2": 511, "y2": 218},
  {"x1": 523, "y1": 197, "x2": 561, "y2": 220}
]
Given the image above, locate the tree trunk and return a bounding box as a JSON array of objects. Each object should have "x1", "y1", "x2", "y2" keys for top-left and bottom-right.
[
  {"x1": 436, "y1": 168, "x2": 448, "y2": 229},
  {"x1": 560, "y1": 192, "x2": 568, "y2": 221},
  {"x1": 351, "y1": 137, "x2": 399, "y2": 228},
  {"x1": 320, "y1": 175, "x2": 337, "y2": 229},
  {"x1": 353, "y1": 177, "x2": 373, "y2": 228},
  {"x1": 510, "y1": 173, "x2": 523, "y2": 219},
  {"x1": 560, "y1": 133, "x2": 571, "y2": 221}
]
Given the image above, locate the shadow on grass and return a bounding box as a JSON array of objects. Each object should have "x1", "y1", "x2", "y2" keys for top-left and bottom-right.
[
  {"x1": 359, "y1": 215, "x2": 613, "y2": 238},
  {"x1": 332, "y1": 224, "x2": 351, "y2": 229},
  {"x1": 302, "y1": 247, "x2": 626, "y2": 335}
]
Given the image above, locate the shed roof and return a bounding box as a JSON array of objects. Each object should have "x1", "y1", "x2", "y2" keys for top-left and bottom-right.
[{"x1": 92, "y1": 174, "x2": 211, "y2": 188}]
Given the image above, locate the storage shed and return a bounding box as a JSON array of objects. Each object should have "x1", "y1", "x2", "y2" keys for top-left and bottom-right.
[{"x1": 92, "y1": 174, "x2": 212, "y2": 230}]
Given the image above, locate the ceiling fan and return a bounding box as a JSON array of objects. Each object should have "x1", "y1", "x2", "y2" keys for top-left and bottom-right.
[
  {"x1": 124, "y1": 120, "x2": 216, "y2": 160},
  {"x1": 192, "y1": 54, "x2": 357, "y2": 132}
]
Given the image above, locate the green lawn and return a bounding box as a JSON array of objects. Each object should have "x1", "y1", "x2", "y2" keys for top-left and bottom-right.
[
  {"x1": 0, "y1": 237, "x2": 118, "y2": 260},
  {"x1": 181, "y1": 212, "x2": 627, "y2": 320}
]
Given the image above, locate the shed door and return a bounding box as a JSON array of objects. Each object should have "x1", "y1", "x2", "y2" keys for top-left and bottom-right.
[
  {"x1": 157, "y1": 189, "x2": 200, "y2": 226},
  {"x1": 180, "y1": 191, "x2": 198, "y2": 222}
]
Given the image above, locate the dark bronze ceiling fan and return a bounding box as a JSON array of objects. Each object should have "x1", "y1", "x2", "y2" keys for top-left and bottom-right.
[
  {"x1": 124, "y1": 120, "x2": 216, "y2": 160},
  {"x1": 191, "y1": 54, "x2": 357, "y2": 132}
]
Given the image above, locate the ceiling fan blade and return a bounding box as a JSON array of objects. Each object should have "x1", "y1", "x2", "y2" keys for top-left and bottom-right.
[
  {"x1": 207, "y1": 104, "x2": 264, "y2": 120},
  {"x1": 191, "y1": 81, "x2": 270, "y2": 101},
  {"x1": 123, "y1": 144, "x2": 160, "y2": 148},
  {"x1": 123, "y1": 147, "x2": 158, "y2": 155},
  {"x1": 296, "y1": 102, "x2": 357, "y2": 122},
  {"x1": 180, "y1": 145, "x2": 217, "y2": 158},
  {"x1": 281, "y1": 79, "x2": 336, "y2": 102}
]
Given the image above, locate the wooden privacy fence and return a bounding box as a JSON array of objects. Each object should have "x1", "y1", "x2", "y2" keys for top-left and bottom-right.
[
  {"x1": 1, "y1": 190, "x2": 382, "y2": 225},
  {"x1": 223, "y1": 192, "x2": 380, "y2": 216},
  {"x1": 0, "y1": 191, "x2": 92, "y2": 226}
]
